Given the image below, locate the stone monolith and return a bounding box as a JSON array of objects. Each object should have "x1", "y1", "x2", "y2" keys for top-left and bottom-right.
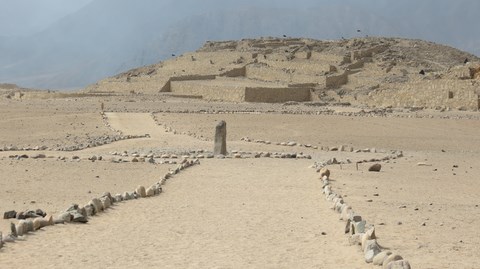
[{"x1": 214, "y1": 120, "x2": 227, "y2": 155}]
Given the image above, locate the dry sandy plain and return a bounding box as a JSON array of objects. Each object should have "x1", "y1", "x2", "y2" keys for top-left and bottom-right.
[{"x1": 0, "y1": 95, "x2": 479, "y2": 269}]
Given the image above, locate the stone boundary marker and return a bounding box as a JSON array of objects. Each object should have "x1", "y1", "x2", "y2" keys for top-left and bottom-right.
[
  {"x1": 150, "y1": 108, "x2": 480, "y2": 120},
  {"x1": 0, "y1": 158, "x2": 200, "y2": 250},
  {"x1": 319, "y1": 167, "x2": 412, "y2": 268}
]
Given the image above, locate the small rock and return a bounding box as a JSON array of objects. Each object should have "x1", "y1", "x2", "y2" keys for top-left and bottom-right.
[
  {"x1": 25, "y1": 219, "x2": 34, "y2": 232},
  {"x1": 368, "y1": 163, "x2": 382, "y2": 172},
  {"x1": 71, "y1": 212, "x2": 88, "y2": 223},
  {"x1": 319, "y1": 167, "x2": 330, "y2": 179},
  {"x1": 373, "y1": 251, "x2": 392, "y2": 266},
  {"x1": 16, "y1": 211, "x2": 26, "y2": 219},
  {"x1": 340, "y1": 205, "x2": 353, "y2": 221},
  {"x1": 122, "y1": 192, "x2": 132, "y2": 201},
  {"x1": 364, "y1": 240, "x2": 382, "y2": 263},
  {"x1": 33, "y1": 218, "x2": 42, "y2": 230},
  {"x1": 146, "y1": 187, "x2": 155, "y2": 197},
  {"x1": 349, "y1": 213, "x2": 363, "y2": 222},
  {"x1": 383, "y1": 254, "x2": 403, "y2": 269},
  {"x1": 114, "y1": 194, "x2": 123, "y2": 203},
  {"x1": 386, "y1": 260, "x2": 411, "y2": 269},
  {"x1": 84, "y1": 205, "x2": 94, "y2": 216},
  {"x1": 352, "y1": 220, "x2": 366, "y2": 234},
  {"x1": 348, "y1": 233, "x2": 363, "y2": 246},
  {"x1": 56, "y1": 212, "x2": 72, "y2": 223},
  {"x1": 3, "y1": 210, "x2": 17, "y2": 219},
  {"x1": 100, "y1": 197, "x2": 111, "y2": 210},
  {"x1": 345, "y1": 219, "x2": 351, "y2": 234},
  {"x1": 89, "y1": 198, "x2": 103, "y2": 214},
  {"x1": 10, "y1": 222, "x2": 17, "y2": 237},
  {"x1": 135, "y1": 185, "x2": 147, "y2": 198},
  {"x1": 16, "y1": 220, "x2": 26, "y2": 236},
  {"x1": 24, "y1": 210, "x2": 41, "y2": 219},
  {"x1": 35, "y1": 209, "x2": 47, "y2": 217}
]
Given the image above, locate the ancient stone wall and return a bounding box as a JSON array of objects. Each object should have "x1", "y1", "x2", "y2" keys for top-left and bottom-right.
[
  {"x1": 160, "y1": 75, "x2": 217, "y2": 92},
  {"x1": 220, "y1": 66, "x2": 247, "y2": 77},
  {"x1": 170, "y1": 80, "x2": 245, "y2": 102},
  {"x1": 351, "y1": 45, "x2": 388, "y2": 61},
  {"x1": 246, "y1": 65, "x2": 326, "y2": 84},
  {"x1": 325, "y1": 71, "x2": 349, "y2": 89},
  {"x1": 170, "y1": 79, "x2": 313, "y2": 103},
  {"x1": 358, "y1": 79, "x2": 479, "y2": 110},
  {"x1": 87, "y1": 79, "x2": 168, "y2": 94},
  {"x1": 244, "y1": 87, "x2": 311, "y2": 103},
  {"x1": 346, "y1": 60, "x2": 365, "y2": 70}
]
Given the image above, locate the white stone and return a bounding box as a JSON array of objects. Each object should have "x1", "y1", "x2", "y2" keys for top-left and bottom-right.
[
  {"x1": 89, "y1": 198, "x2": 103, "y2": 214},
  {"x1": 364, "y1": 239, "x2": 381, "y2": 263},
  {"x1": 383, "y1": 254, "x2": 403, "y2": 269},
  {"x1": 146, "y1": 187, "x2": 155, "y2": 197},
  {"x1": 16, "y1": 220, "x2": 26, "y2": 236},
  {"x1": 373, "y1": 251, "x2": 392, "y2": 266},
  {"x1": 33, "y1": 218, "x2": 42, "y2": 230},
  {"x1": 100, "y1": 197, "x2": 111, "y2": 209},
  {"x1": 348, "y1": 233, "x2": 363, "y2": 246},
  {"x1": 25, "y1": 219, "x2": 34, "y2": 232},
  {"x1": 319, "y1": 167, "x2": 330, "y2": 179},
  {"x1": 341, "y1": 206, "x2": 353, "y2": 221},
  {"x1": 386, "y1": 260, "x2": 411, "y2": 269},
  {"x1": 136, "y1": 185, "x2": 147, "y2": 198}
]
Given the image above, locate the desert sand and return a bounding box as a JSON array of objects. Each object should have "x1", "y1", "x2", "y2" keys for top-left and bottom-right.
[{"x1": 0, "y1": 94, "x2": 478, "y2": 269}]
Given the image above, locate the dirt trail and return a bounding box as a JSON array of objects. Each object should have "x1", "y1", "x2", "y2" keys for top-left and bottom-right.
[
  {"x1": 80, "y1": 113, "x2": 211, "y2": 154},
  {"x1": 0, "y1": 159, "x2": 369, "y2": 268},
  {"x1": 105, "y1": 112, "x2": 164, "y2": 139}
]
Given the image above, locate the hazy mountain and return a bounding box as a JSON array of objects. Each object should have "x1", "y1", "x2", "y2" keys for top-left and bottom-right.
[
  {"x1": 0, "y1": 0, "x2": 93, "y2": 37},
  {"x1": 0, "y1": 0, "x2": 478, "y2": 89}
]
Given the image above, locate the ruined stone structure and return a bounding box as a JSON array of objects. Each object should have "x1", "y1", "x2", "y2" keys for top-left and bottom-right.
[{"x1": 85, "y1": 37, "x2": 480, "y2": 110}]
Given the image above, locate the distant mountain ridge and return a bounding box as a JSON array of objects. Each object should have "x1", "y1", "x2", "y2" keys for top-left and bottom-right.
[{"x1": 0, "y1": 0, "x2": 478, "y2": 89}]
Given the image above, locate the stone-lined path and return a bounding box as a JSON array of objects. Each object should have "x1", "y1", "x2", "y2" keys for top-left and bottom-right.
[{"x1": 0, "y1": 159, "x2": 368, "y2": 268}]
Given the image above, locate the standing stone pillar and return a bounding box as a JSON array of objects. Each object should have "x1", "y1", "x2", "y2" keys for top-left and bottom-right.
[{"x1": 214, "y1": 121, "x2": 227, "y2": 155}]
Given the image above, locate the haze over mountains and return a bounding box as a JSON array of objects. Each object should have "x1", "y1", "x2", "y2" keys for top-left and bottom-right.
[{"x1": 1, "y1": 0, "x2": 479, "y2": 89}]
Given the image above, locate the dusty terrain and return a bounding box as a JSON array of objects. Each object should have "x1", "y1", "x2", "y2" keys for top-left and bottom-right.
[{"x1": 0, "y1": 94, "x2": 478, "y2": 269}]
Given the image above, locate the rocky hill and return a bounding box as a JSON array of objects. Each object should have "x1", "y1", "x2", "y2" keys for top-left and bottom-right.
[
  {"x1": 86, "y1": 37, "x2": 480, "y2": 111},
  {"x1": 1, "y1": 0, "x2": 479, "y2": 89}
]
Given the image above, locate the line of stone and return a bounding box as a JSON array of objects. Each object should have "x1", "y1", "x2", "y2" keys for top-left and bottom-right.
[
  {"x1": 319, "y1": 167, "x2": 412, "y2": 268},
  {"x1": 151, "y1": 113, "x2": 402, "y2": 157},
  {"x1": 240, "y1": 136, "x2": 403, "y2": 156},
  {"x1": 0, "y1": 158, "x2": 201, "y2": 250},
  {"x1": 149, "y1": 108, "x2": 480, "y2": 120},
  {"x1": 0, "y1": 112, "x2": 149, "y2": 153}
]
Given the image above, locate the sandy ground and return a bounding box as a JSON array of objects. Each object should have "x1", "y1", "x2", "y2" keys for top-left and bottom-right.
[
  {"x1": 0, "y1": 158, "x2": 175, "y2": 234},
  {"x1": 154, "y1": 112, "x2": 480, "y2": 152},
  {"x1": 0, "y1": 96, "x2": 479, "y2": 268},
  {"x1": 0, "y1": 159, "x2": 371, "y2": 269}
]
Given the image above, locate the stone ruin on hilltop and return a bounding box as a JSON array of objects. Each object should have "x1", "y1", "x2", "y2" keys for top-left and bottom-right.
[{"x1": 86, "y1": 37, "x2": 480, "y2": 111}]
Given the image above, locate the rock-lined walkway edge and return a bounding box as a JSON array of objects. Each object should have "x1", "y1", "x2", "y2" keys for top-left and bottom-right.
[
  {"x1": 1, "y1": 158, "x2": 200, "y2": 249},
  {"x1": 319, "y1": 168, "x2": 412, "y2": 268}
]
